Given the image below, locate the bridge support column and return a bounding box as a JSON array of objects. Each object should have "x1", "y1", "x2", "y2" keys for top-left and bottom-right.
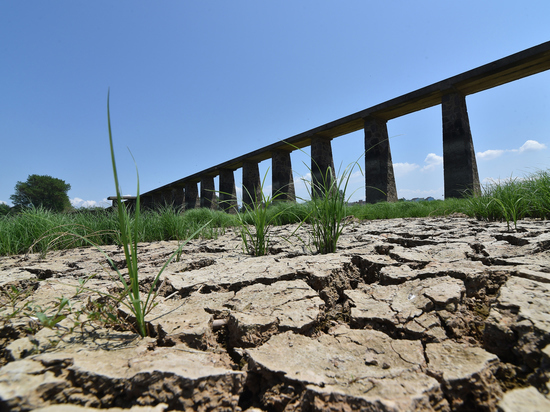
[
  {"x1": 242, "y1": 161, "x2": 261, "y2": 207},
  {"x1": 184, "y1": 182, "x2": 199, "y2": 210},
  {"x1": 219, "y1": 169, "x2": 238, "y2": 213},
  {"x1": 125, "y1": 198, "x2": 137, "y2": 211},
  {"x1": 160, "y1": 189, "x2": 173, "y2": 207},
  {"x1": 152, "y1": 192, "x2": 164, "y2": 209},
  {"x1": 364, "y1": 117, "x2": 397, "y2": 203},
  {"x1": 311, "y1": 137, "x2": 335, "y2": 196},
  {"x1": 442, "y1": 92, "x2": 480, "y2": 198},
  {"x1": 272, "y1": 150, "x2": 295, "y2": 202},
  {"x1": 140, "y1": 195, "x2": 154, "y2": 210},
  {"x1": 172, "y1": 187, "x2": 184, "y2": 209},
  {"x1": 200, "y1": 177, "x2": 216, "y2": 209}
]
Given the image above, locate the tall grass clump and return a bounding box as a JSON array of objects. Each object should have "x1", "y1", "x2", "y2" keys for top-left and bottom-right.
[
  {"x1": 126, "y1": 206, "x2": 235, "y2": 244},
  {"x1": 136, "y1": 206, "x2": 187, "y2": 242},
  {"x1": 303, "y1": 161, "x2": 359, "y2": 254},
  {"x1": 232, "y1": 170, "x2": 296, "y2": 256},
  {"x1": 182, "y1": 207, "x2": 237, "y2": 233},
  {"x1": 523, "y1": 169, "x2": 550, "y2": 219},
  {"x1": 24, "y1": 93, "x2": 211, "y2": 337},
  {"x1": 465, "y1": 169, "x2": 550, "y2": 229},
  {"x1": 280, "y1": 140, "x2": 362, "y2": 254},
  {"x1": 268, "y1": 201, "x2": 311, "y2": 226},
  {"x1": 0, "y1": 204, "x2": 229, "y2": 257},
  {"x1": 0, "y1": 207, "x2": 120, "y2": 256},
  {"x1": 348, "y1": 198, "x2": 470, "y2": 220},
  {"x1": 349, "y1": 200, "x2": 430, "y2": 220},
  {"x1": 466, "y1": 175, "x2": 529, "y2": 230},
  {"x1": 101, "y1": 94, "x2": 211, "y2": 336},
  {"x1": 0, "y1": 207, "x2": 61, "y2": 255}
]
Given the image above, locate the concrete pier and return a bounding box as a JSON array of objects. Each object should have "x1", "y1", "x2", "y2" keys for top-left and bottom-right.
[
  {"x1": 219, "y1": 169, "x2": 238, "y2": 213},
  {"x1": 140, "y1": 195, "x2": 154, "y2": 210},
  {"x1": 152, "y1": 192, "x2": 164, "y2": 207},
  {"x1": 160, "y1": 190, "x2": 173, "y2": 207},
  {"x1": 242, "y1": 161, "x2": 261, "y2": 206},
  {"x1": 271, "y1": 150, "x2": 295, "y2": 202},
  {"x1": 311, "y1": 137, "x2": 335, "y2": 196},
  {"x1": 200, "y1": 177, "x2": 216, "y2": 209},
  {"x1": 172, "y1": 187, "x2": 184, "y2": 209},
  {"x1": 442, "y1": 92, "x2": 481, "y2": 198},
  {"x1": 364, "y1": 116, "x2": 398, "y2": 203},
  {"x1": 184, "y1": 182, "x2": 199, "y2": 210}
]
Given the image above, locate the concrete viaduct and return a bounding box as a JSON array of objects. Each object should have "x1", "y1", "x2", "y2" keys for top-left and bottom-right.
[{"x1": 112, "y1": 41, "x2": 550, "y2": 212}]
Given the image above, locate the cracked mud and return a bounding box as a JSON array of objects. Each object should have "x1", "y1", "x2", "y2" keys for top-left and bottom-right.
[{"x1": 1, "y1": 216, "x2": 550, "y2": 411}]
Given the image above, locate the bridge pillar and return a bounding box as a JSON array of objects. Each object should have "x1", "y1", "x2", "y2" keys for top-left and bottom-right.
[
  {"x1": 272, "y1": 149, "x2": 295, "y2": 202},
  {"x1": 219, "y1": 169, "x2": 238, "y2": 213},
  {"x1": 242, "y1": 161, "x2": 261, "y2": 207},
  {"x1": 140, "y1": 195, "x2": 154, "y2": 210},
  {"x1": 311, "y1": 136, "x2": 335, "y2": 196},
  {"x1": 172, "y1": 187, "x2": 184, "y2": 209},
  {"x1": 442, "y1": 92, "x2": 481, "y2": 198},
  {"x1": 364, "y1": 117, "x2": 398, "y2": 203},
  {"x1": 125, "y1": 198, "x2": 137, "y2": 211},
  {"x1": 184, "y1": 182, "x2": 199, "y2": 210},
  {"x1": 152, "y1": 192, "x2": 164, "y2": 208},
  {"x1": 200, "y1": 177, "x2": 216, "y2": 209},
  {"x1": 160, "y1": 189, "x2": 173, "y2": 207}
]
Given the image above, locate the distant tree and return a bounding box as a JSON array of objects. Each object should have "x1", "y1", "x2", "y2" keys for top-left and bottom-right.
[
  {"x1": 0, "y1": 203, "x2": 11, "y2": 216},
  {"x1": 10, "y1": 174, "x2": 72, "y2": 212}
]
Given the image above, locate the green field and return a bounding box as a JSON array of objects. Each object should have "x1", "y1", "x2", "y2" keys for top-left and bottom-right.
[{"x1": 1, "y1": 169, "x2": 549, "y2": 257}]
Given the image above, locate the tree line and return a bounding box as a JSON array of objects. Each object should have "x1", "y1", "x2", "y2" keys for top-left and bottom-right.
[{"x1": 1, "y1": 174, "x2": 72, "y2": 216}]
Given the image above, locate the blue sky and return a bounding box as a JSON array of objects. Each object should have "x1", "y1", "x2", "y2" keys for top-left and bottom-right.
[{"x1": 1, "y1": 1, "x2": 549, "y2": 207}]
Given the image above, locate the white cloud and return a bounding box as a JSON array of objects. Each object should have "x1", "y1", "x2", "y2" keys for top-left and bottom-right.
[
  {"x1": 477, "y1": 139, "x2": 547, "y2": 161},
  {"x1": 393, "y1": 162, "x2": 419, "y2": 177},
  {"x1": 421, "y1": 153, "x2": 443, "y2": 172},
  {"x1": 518, "y1": 139, "x2": 547, "y2": 153},
  {"x1": 0, "y1": 200, "x2": 6, "y2": 205},
  {"x1": 71, "y1": 198, "x2": 105, "y2": 208},
  {"x1": 477, "y1": 149, "x2": 505, "y2": 160},
  {"x1": 298, "y1": 172, "x2": 312, "y2": 182}
]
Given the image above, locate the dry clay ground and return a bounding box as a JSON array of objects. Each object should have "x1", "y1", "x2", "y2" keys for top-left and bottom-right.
[{"x1": 1, "y1": 216, "x2": 550, "y2": 411}]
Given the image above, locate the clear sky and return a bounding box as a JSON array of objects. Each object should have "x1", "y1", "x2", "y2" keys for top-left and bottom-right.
[{"x1": 1, "y1": 1, "x2": 549, "y2": 207}]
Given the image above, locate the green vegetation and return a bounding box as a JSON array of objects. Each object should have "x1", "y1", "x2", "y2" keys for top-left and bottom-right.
[
  {"x1": 234, "y1": 170, "x2": 296, "y2": 256},
  {"x1": 348, "y1": 198, "x2": 466, "y2": 220},
  {"x1": 10, "y1": 174, "x2": 72, "y2": 212},
  {"x1": 81, "y1": 93, "x2": 213, "y2": 337},
  {"x1": 0, "y1": 285, "x2": 33, "y2": 324},
  {"x1": 1, "y1": 169, "x2": 549, "y2": 257},
  {"x1": 0, "y1": 206, "x2": 234, "y2": 256},
  {"x1": 0, "y1": 203, "x2": 10, "y2": 216},
  {"x1": 302, "y1": 162, "x2": 358, "y2": 254},
  {"x1": 466, "y1": 170, "x2": 550, "y2": 229}
]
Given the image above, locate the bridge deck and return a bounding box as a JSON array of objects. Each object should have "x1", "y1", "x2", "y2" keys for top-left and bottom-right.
[{"x1": 143, "y1": 41, "x2": 550, "y2": 194}]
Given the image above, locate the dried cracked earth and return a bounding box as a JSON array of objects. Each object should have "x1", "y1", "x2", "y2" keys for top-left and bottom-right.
[{"x1": 1, "y1": 215, "x2": 550, "y2": 411}]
